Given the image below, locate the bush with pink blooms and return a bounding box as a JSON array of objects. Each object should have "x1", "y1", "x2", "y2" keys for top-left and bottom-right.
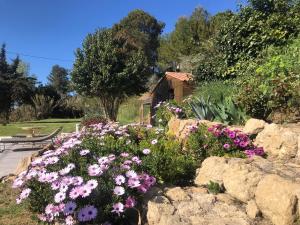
[
  {"x1": 13, "y1": 122, "x2": 196, "y2": 225},
  {"x1": 186, "y1": 124, "x2": 265, "y2": 162}
]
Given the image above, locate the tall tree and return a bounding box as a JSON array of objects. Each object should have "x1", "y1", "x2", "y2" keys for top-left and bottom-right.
[
  {"x1": 47, "y1": 65, "x2": 69, "y2": 97},
  {"x1": 112, "y1": 9, "x2": 165, "y2": 68},
  {"x1": 0, "y1": 44, "x2": 36, "y2": 123},
  {"x1": 72, "y1": 29, "x2": 149, "y2": 121}
]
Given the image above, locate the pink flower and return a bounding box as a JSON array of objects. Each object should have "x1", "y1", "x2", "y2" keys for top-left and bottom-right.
[
  {"x1": 151, "y1": 139, "x2": 158, "y2": 145},
  {"x1": 128, "y1": 177, "x2": 140, "y2": 188},
  {"x1": 86, "y1": 179, "x2": 98, "y2": 190},
  {"x1": 69, "y1": 187, "x2": 81, "y2": 199},
  {"x1": 80, "y1": 185, "x2": 92, "y2": 198},
  {"x1": 113, "y1": 186, "x2": 125, "y2": 196},
  {"x1": 142, "y1": 148, "x2": 151, "y2": 155},
  {"x1": 126, "y1": 170, "x2": 137, "y2": 178},
  {"x1": 112, "y1": 202, "x2": 124, "y2": 215},
  {"x1": 115, "y1": 175, "x2": 126, "y2": 185},
  {"x1": 80, "y1": 149, "x2": 90, "y2": 156},
  {"x1": 223, "y1": 143, "x2": 230, "y2": 149},
  {"x1": 65, "y1": 215, "x2": 75, "y2": 225},
  {"x1": 20, "y1": 188, "x2": 31, "y2": 200},
  {"x1": 54, "y1": 192, "x2": 66, "y2": 203},
  {"x1": 88, "y1": 164, "x2": 103, "y2": 176}
]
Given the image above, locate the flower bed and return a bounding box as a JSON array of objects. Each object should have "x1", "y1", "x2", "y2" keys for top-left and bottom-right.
[{"x1": 12, "y1": 122, "x2": 196, "y2": 224}]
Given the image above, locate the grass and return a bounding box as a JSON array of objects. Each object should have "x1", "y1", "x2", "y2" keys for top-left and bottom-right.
[
  {"x1": 0, "y1": 182, "x2": 38, "y2": 225},
  {"x1": 0, "y1": 118, "x2": 81, "y2": 136},
  {"x1": 117, "y1": 96, "x2": 140, "y2": 124}
]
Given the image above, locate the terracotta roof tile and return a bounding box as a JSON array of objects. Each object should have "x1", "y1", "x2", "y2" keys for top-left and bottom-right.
[{"x1": 165, "y1": 72, "x2": 193, "y2": 81}]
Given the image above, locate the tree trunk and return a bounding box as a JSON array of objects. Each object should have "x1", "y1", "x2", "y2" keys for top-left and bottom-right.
[{"x1": 100, "y1": 96, "x2": 122, "y2": 121}]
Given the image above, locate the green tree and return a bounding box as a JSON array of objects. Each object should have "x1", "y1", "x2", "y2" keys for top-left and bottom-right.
[
  {"x1": 47, "y1": 65, "x2": 69, "y2": 97},
  {"x1": 217, "y1": 0, "x2": 300, "y2": 68},
  {"x1": 72, "y1": 29, "x2": 149, "y2": 121},
  {"x1": 112, "y1": 9, "x2": 165, "y2": 67},
  {"x1": 0, "y1": 44, "x2": 36, "y2": 123}
]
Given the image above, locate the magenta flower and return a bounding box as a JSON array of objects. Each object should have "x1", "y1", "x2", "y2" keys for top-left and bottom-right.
[
  {"x1": 223, "y1": 143, "x2": 230, "y2": 149},
  {"x1": 125, "y1": 196, "x2": 136, "y2": 208}
]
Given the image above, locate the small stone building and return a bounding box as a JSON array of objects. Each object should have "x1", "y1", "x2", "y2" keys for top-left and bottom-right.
[{"x1": 139, "y1": 72, "x2": 194, "y2": 124}]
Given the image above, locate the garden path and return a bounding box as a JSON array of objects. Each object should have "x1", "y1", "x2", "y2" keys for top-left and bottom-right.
[{"x1": 0, "y1": 145, "x2": 36, "y2": 177}]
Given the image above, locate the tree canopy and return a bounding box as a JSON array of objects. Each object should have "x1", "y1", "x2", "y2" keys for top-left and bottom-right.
[
  {"x1": 72, "y1": 28, "x2": 149, "y2": 121},
  {"x1": 47, "y1": 65, "x2": 70, "y2": 97}
]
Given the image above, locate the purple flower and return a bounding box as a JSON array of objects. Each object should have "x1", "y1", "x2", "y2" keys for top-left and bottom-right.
[
  {"x1": 239, "y1": 141, "x2": 249, "y2": 148},
  {"x1": 64, "y1": 201, "x2": 77, "y2": 215},
  {"x1": 113, "y1": 186, "x2": 125, "y2": 196},
  {"x1": 112, "y1": 202, "x2": 124, "y2": 215}
]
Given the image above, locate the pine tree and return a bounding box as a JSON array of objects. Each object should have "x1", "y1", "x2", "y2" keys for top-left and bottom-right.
[{"x1": 47, "y1": 65, "x2": 69, "y2": 97}]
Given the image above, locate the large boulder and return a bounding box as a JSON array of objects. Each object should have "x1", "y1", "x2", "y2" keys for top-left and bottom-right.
[
  {"x1": 195, "y1": 156, "x2": 300, "y2": 225},
  {"x1": 254, "y1": 123, "x2": 299, "y2": 159},
  {"x1": 255, "y1": 174, "x2": 300, "y2": 225},
  {"x1": 147, "y1": 187, "x2": 260, "y2": 225},
  {"x1": 243, "y1": 118, "x2": 266, "y2": 135}
]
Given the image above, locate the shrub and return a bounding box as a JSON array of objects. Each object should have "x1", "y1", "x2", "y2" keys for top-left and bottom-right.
[
  {"x1": 185, "y1": 124, "x2": 265, "y2": 162},
  {"x1": 207, "y1": 181, "x2": 224, "y2": 195},
  {"x1": 81, "y1": 116, "x2": 108, "y2": 127},
  {"x1": 234, "y1": 37, "x2": 300, "y2": 121},
  {"x1": 9, "y1": 104, "x2": 36, "y2": 122},
  {"x1": 188, "y1": 94, "x2": 247, "y2": 125},
  {"x1": 154, "y1": 100, "x2": 191, "y2": 127},
  {"x1": 13, "y1": 122, "x2": 197, "y2": 224}
]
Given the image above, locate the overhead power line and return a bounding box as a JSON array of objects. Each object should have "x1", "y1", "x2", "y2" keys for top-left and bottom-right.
[{"x1": 6, "y1": 50, "x2": 73, "y2": 62}]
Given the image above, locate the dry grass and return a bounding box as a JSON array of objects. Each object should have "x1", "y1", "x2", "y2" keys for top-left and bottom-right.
[{"x1": 0, "y1": 182, "x2": 38, "y2": 225}]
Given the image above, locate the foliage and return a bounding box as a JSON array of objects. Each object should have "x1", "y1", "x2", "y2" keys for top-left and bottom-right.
[
  {"x1": 112, "y1": 9, "x2": 165, "y2": 67},
  {"x1": 13, "y1": 122, "x2": 198, "y2": 224},
  {"x1": 0, "y1": 44, "x2": 36, "y2": 123},
  {"x1": 185, "y1": 124, "x2": 265, "y2": 163},
  {"x1": 217, "y1": 0, "x2": 300, "y2": 69},
  {"x1": 47, "y1": 65, "x2": 70, "y2": 97},
  {"x1": 234, "y1": 37, "x2": 300, "y2": 120},
  {"x1": 72, "y1": 28, "x2": 150, "y2": 121},
  {"x1": 154, "y1": 101, "x2": 189, "y2": 127},
  {"x1": 9, "y1": 104, "x2": 36, "y2": 122},
  {"x1": 117, "y1": 96, "x2": 141, "y2": 124},
  {"x1": 81, "y1": 116, "x2": 107, "y2": 127},
  {"x1": 189, "y1": 95, "x2": 247, "y2": 125},
  {"x1": 207, "y1": 181, "x2": 224, "y2": 194},
  {"x1": 31, "y1": 94, "x2": 58, "y2": 120}
]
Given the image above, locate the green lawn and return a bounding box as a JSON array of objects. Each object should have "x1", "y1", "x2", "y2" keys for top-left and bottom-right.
[{"x1": 0, "y1": 118, "x2": 81, "y2": 136}]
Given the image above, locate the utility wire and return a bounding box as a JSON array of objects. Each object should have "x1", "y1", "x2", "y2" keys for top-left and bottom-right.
[{"x1": 6, "y1": 50, "x2": 73, "y2": 62}]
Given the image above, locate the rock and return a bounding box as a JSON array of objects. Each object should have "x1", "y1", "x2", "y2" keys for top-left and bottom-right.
[
  {"x1": 246, "y1": 200, "x2": 260, "y2": 219},
  {"x1": 243, "y1": 118, "x2": 266, "y2": 135},
  {"x1": 165, "y1": 187, "x2": 190, "y2": 201},
  {"x1": 14, "y1": 152, "x2": 38, "y2": 175},
  {"x1": 223, "y1": 160, "x2": 264, "y2": 202},
  {"x1": 167, "y1": 117, "x2": 199, "y2": 141},
  {"x1": 195, "y1": 157, "x2": 229, "y2": 186},
  {"x1": 147, "y1": 191, "x2": 254, "y2": 225},
  {"x1": 255, "y1": 123, "x2": 299, "y2": 159},
  {"x1": 255, "y1": 174, "x2": 300, "y2": 225}
]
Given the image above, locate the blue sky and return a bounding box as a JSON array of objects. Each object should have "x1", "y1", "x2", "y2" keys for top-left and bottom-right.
[{"x1": 0, "y1": 0, "x2": 243, "y2": 84}]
